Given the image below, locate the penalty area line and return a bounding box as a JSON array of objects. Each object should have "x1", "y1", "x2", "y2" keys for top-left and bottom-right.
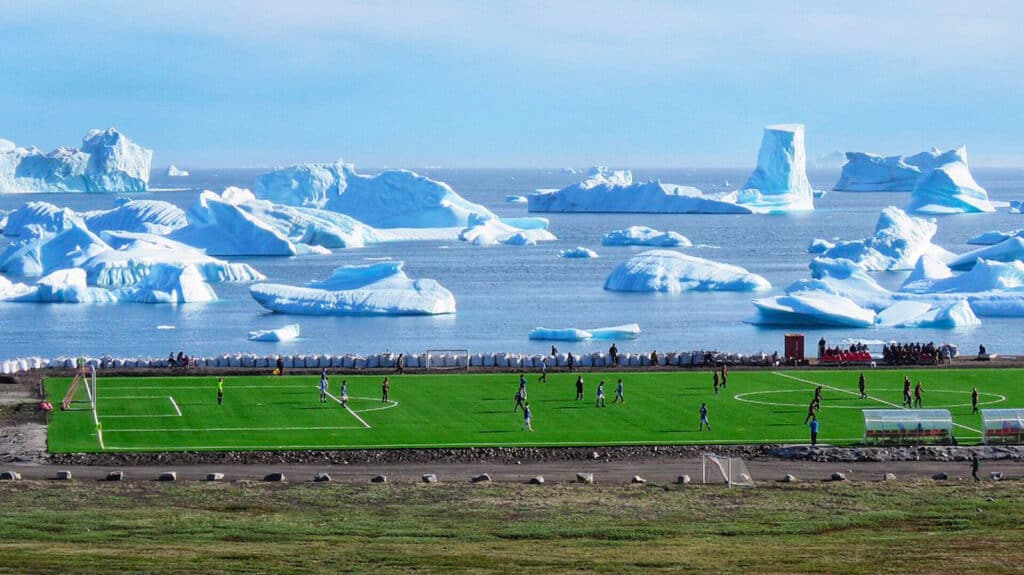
[
  {"x1": 169, "y1": 396, "x2": 182, "y2": 417},
  {"x1": 323, "y1": 389, "x2": 371, "y2": 429},
  {"x1": 775, "y1": 372, "x2": 982, "y2": 435}
]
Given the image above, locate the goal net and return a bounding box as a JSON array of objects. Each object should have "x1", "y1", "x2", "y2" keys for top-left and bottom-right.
[
  {"x1": 701, "y1": 452, "x2": 754, "y2": 487},
  {"x1": 425, "y1": 349, "x2": 470, "y2": 371}
]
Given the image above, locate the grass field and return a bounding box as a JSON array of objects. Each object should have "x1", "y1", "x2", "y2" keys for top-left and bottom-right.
[
  {"x1": 1, "y1": 481, "x2": 1022, "y2": 574},
  {"x1": 46, "y1": 368, "x2": 1023, "y2": 453}
]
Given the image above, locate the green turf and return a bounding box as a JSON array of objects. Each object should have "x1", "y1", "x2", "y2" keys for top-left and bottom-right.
[{"x1": 45, "y1": 368, "x2": 1022, "y2": 452}]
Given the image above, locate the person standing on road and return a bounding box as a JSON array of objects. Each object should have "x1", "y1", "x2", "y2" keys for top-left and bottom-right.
[
  {"x1": 914, "y1": 381, "x2": 924, "y2": 408},
  {"x1": 809, "y1": 416, "x2": 819, "y2": 446},
  {"x1": 972, "y1": 387, "x2": 979, "y2": 414},
  {"x1": 381, "y1": 377, "x2": 390, "y2": 403},
  {"x1": 575, "y1": 375, "x2": 585, "y2": 400},
  {"x1": 217, "y1": 377, "x2": 224, "y2": 406},
  {"x1": 858, "y1": 372, "x2": 867, "y2": 399},
  {"x1": 699, "y1": 403, "x2": 711, "y2": 431}
]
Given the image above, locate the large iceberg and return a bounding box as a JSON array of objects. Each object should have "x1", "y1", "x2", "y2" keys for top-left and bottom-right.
[
  {"x1": 527, "y1": 166, "x2": 752, "y2": 214},
  {"x1": 248, "y1": 324, "x2": 301, "y2": 342},
  {"x1": 2, "y1": 201, "x2": 80, "y2": 237},
  {"x1": 3, "y1": 199, "x2": 185, "y2": 238},
  {"x1": 735, "y1": 124, "x2": 815, "y2": 213},
  {"x1": 0, "y1": 129, "x2": 152, "y2": 193},
  {"x1": 906, "y1": 147, "x2": 993, "y2": 214},
  {"x1": 254, "y1": 162, "x2": 495, "y2": 228},
  {"x1": 604, "y1": 249, "x2": 770, "y2": 293},
  {"x1": 602, "y1": 226, "x2": 691, "y2": 247},
  {"x1": 249, "y1": 261, "x2": 456, "y2": 316},
  {"x1": 752, "y1": 291, "x2": 878, "y2": 327},
  {"x1": 815, "y1": 206, "x2": 953, "y2": 271},
  {"x1": 833, "y1": 148, "x2": 947, "y2": 192},
  {"x1": 0, "y1": 264, "x2": 217, "y2": 304}
]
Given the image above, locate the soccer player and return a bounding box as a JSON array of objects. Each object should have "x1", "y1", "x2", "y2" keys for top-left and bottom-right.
[
  {"x1": 513, "y1": 387, "x2": 526, "y2": 413},
  {"x1": 858, "y1": 372, "x2": 867, "y2": 398},
  {"x1": 518, "y1": 373, "x2": 528, "y2": 399},
  {"x1": 720, "y1": 365, "x2": 728, "y2": 388},
  {"x1": 612, "y1": 378, "x2": 624, "y2": 404},
  {"x1": 381, "y1": 377, "x2": 390, "y2": 403},
  {"x1": 699, "y1": 403, "x2": 711, "y2": 431},
  {"x1": 803, "y1": 399, "x2": 817, "y2": 424},
  {"x1": 567, "y1": 352, "x2": 576, "y2": 373},
  {"x1": 713, "y1": 370, "x2": 720, "y2": 395},
  {"x1": 522, "y1": 402, "x2": 533, "y2": 431},
  {"x1": 902, "y1": 376, "x2": 912, "y2": 408},
  {"x1": 575, "y1": 375, "x2": 584, "y2": 400},
  {"x1": 275, "y1": 356, "x2": 284, "y2": 376},
  {"x1": 813, "y1": 385, "x2": 823, "y2": 409},
  {"x1": 340, "y1": 379, "x2": 349, "y2": 408},
  {"x1": 319, "y1": 371, "x2": 329, "y2": 403},
  {"x1": 595, "y1": 381, "x2": 606, "y2": 407},
  {"x1": 971, "y1": 387, "x2": 979, "y2": 414},
  {"x1": 914, "y1": 381, "x2": 924, "y2": 408},
  {"x1": 539, "y1": 360, "x2": 547, "y2": 383},
  {"x1": 217, "y1": 377, "x2": 224, "y2": 406},
  {"x1": 809, "y1": 416, "x2": 819, "y2": 446}
]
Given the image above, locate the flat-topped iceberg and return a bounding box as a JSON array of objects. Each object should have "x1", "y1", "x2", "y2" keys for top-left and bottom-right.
[
  {"x1": 968, "y1": 229, "x2": 1024, "y2": 245},
  {"x1": 248, "y1": 324, "x2": 301, "y2": 342},
  {"x1": 833, "y1": 148, "x2": 947, "y2": 192},
  {"x1": 752, "y1": 291, "x2": 878, "y2": 327},
  {"x1": 458, "y1": 215, "x2": 556, "y2": 246},
  {"x1": 604, "y1": 249, "x2": 770, "y2": 293},
  {"x1": 815, "y1": 206, "x2": 953, "y2": 271},
  {"x1": 528, "y1": 166, "x2": 752, "y2": 214},
  {"x1": 254, "y1": 161, "x2": 495, "y2": 228},
  {"x1": 249, "y1": 261, "x2": 456, "y2": 316},
  {"x1": 736, "y1": 124, "x2": 815, "y2": 213},
  {"x1": 528, "y1": 323, "x2": 641, "y2": 341},
  {"x1": 558, "y1": 246, "x2": 598, "y2": 258},
  {"x1": 0, "y1": 129, "x2": 152, "y2": 193},
  {"x1": 166, "y1": 164, "x2": 189, "y2": 177},
  {"x1": 907, "y1": 147, "x2": 993, "y2": 214},
  {"x1": 602, "y1": 226, "x2": 691, "y2": 247}
]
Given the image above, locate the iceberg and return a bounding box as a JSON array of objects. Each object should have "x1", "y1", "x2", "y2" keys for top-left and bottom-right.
[
  {"x1": 166, "y1": 164, "x2": 189, "y2": 177},
  {"x1": 81, "y1": 199, "x2": 188, "y2": 235},
  {"x1": 889, "y1": 300, "x2": 980, "y2": 329},
  {"x1": 948, "y1": 237, "x2": 1024, "y2": 270},
  {"x1": 254, "y1": 162, "x2": 496, "y2": 228},
  {"x1": 752, "y1": 291, "x2": 878, "y2": 327},
  {"x1": 968, "y1": 229, "x2": 1023, "y2": 245},
  {"x1": 0, "y1": 264, "x2": 216, "y2": 304},
  {"x1": 907, "y1": 147, "x2": 993, "y2": 214},
  {"x1": 900, "y1": 255, "x2": 954, "y2": 293},
  {"x1": 249, "y1": 261, "x2": 456, "y2": 316},
  {"x1": 1011, "y1": 201, "x2": 1023, "y2": 214},
  {"x1": 248, "y1": 324, "x2": 301, "y2": 342},
  {"x1": 604, "y1": 249, "x2": 770, "y2": 293},
  {"x1": 2, "y1": 201, "x2": 81, "y2": 237},
  {"x1": 914, "y1": 259, "x2": 1024, "y2": 293},
  {"x1": 602, "y1": 226, "x2": 692, "y2": 247},
  {"x1": 735, "y1": 124, "x2": 815, "y2": 213},
  {"x1": 527, "y1": 166, "x2": 753, "y2": 214},
  {"x1": 558, "y1": 246, "x2": 598, "y2": 258},
  {"x1": 0, "y1": 220, "x2": 110, "y2": 277},
  {"x1": 0, "y1": 129, "x2": 152, "y2": 193},
  {"x1": 505, "y1": 195, "x2": 528, "y2": 204},
  {"x1": 458, "y1": 215, "x2": 556, "y2": 246},
  {"x1": 6, "y1": 268, "x2": 117, "y2": 303},
  {"x1": 815, "y1": 206, "x2": 954, "y2": 271},
  {"x1": 833, "y1": 148, "x2": 947, "y2": 192},
  {"x1": 528, "y1": 323, "x2": 641, "y2": 341},
  {"x1": 807, "y1": 238, "x2": 835, "y2": 254},
  {"x1": 112, "y1": 263, "x2": 218, "y2": 303}
]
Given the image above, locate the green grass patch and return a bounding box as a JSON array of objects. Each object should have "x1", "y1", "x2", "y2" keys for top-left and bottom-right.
[{"x1": 46, "y1": 368, "x2": 1023, "y2": 452}]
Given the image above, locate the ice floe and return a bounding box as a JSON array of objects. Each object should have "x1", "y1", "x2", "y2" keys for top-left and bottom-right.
[
  {"x1": 528, "y1": 323, "x2": 641, "y2": 341},
  {"x1": 558, "y1": 246, "x2": 598, "y2": 258},
  {"x1": 166, "y1": 164, "x2": 189, "y2": 177},
  {"x1": 602, "y1": 226, "x2": 692, "y2": 247},
  {"x1": 604, "y1": 249, "x2": 770, "y2": 293},
  {"x1": 968, "y1": 229, "x2": 1023, "y2": 245},
  {"x1": 0, "y1": 264, "x2": 217, "y2": 304},
  {"x1": 505, "y1": 195, "x2": 528, "y2": 204},
  {"x1": 458, "y1": 215, "x2": 556, "y2": 246},
  {"x1": 248, "y1": 324, "x2": 301, "y2": 342},
  {"x1": 249, "y1": 261, "x2": 456, "y2": 316}
]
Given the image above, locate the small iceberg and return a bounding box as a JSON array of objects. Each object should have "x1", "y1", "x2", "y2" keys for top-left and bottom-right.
[
  {"x1": 505, "y1": 195, "x2": 528, "y2": 204},
  {"x1": 528, "y1": 323, "x2": 641, "y2": 341},
  {"x1": 602, "y1": 226, "x2": 692, "y2": 247},
  {"x1": 459, "y1": 215, "x2": 557, "y2": 246},
  {"x1": 166, "y1": 164, "x2": 189, "y2": 177},
  {"x1": 815, "y1": 206, "x2": 953, "y2": 271},
  {"x1": 558, "y1": 246, "x2": 598, "y2": 258},
  {"x1": 907, "y1": 147, "x2": 994, "y2": 214},
  {"x1": 249, "y1": 261, "x2": 456, "y2": 316},
  {"x1": 248, "y1": 324, "x2": 301, "y2": 342},
  {"x1": 604, "y1": 249, "x2": 771, "y2": 293}
]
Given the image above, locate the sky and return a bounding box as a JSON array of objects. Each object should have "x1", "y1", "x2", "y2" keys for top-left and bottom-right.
[{"x1": 1, "y1": 0, "x2": 1022, "y2": 168}]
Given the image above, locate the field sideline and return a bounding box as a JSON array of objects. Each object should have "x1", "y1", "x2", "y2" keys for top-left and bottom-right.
[{"x1": 46, "y1": 368, "x2": 1022, "y2": 453}]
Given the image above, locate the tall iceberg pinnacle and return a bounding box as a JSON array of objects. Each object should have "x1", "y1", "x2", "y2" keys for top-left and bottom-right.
[
  {"x1": 906, "y1": 146, "x2": 994, "y2": 214},
  {"x1": 737, "y1": 124, "x2": 815, "y2": 213}
]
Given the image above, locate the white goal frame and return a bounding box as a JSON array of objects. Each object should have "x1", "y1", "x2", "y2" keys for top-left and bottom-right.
[
  {"x1": 424, "y1": 349, "x2": 470, "y2": 371},
  {"x1": 701, "y1": 452, "x2": 754, "y2": 487}
]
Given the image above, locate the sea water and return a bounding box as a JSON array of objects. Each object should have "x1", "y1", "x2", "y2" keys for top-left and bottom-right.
[{"x1": 0, "y1": 168, "x2": 1021, "y2": 360}]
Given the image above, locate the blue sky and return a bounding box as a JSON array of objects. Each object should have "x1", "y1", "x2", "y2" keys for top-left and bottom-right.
[{"x1": 1, "y1": 1, "x2": 1022, "y2": 168}]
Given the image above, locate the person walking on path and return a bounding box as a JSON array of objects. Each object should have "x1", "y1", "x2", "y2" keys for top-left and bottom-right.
[
  {"x1": 971, "y1": 454, "x2": 981, "y2": 482},
  {"x1": 275, "y1": 356, "x2": 284, "y2": 376},
  {"x1": 809, "y1": 416, "x2": 819, "y2": 446},
  {"x1": 567, "y1": 352, "x2": 576, "y2": 373},
  {"x1": 609, "y1": 343, "x2": 619, "y2": 367},
  {"x1": 804, "y1": 399, "x2": 817, "y2": 424}
]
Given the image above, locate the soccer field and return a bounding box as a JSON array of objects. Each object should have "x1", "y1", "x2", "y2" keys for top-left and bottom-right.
[{"x1": 46, "y1": 368, "x2": 1023, "y2": 453}]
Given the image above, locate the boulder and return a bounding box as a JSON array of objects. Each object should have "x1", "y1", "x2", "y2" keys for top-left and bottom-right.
[
  {"x1": 676, "y1": 475, "x2": 691, "y2": 485},
  {"x1": 55, "y1": 470, "x2": 73, "y2": 481},
  {"x1": 370, "y1": 475, "x2": 388, "y2": 483},
  {"x1": 206, "y1": 473, "x2": 225, "y2": 481},
  {"x1": 990, "y1": 472, "x2": 1003, "y2": 481},
  {"x1": 932, "y1": 472, "x2": 948, "y2": 481},
  {"x1": 314, "y1": 473, "x2": 332, "y2": 483},
  {"x1": 782, "y1": 474, "x2": 797, "y2": 483},
  {"x1": 106, "y1": 470, "x2": 125, "y2": 481},
  {"x1": 631, "y1": 476, "x2": 647, "y2": 484},
  {"x1": 883, "y1": 472, "x2": 897, "y2": 481},
  {"x1": 470, "y1": 473, "x2": 492, "y2": 483},
  {"x1": 264, "y1": 472, "x2": 286, "y2": 482},
  {"x1": 576, "y1": 472, "x2": 594, "y2": 484},
  {"x1": 0, "y1": 471, "x2": 22, "y2": 481},
  {"x1": 422, "y1": 473, "x2": 438, "y2": 483},
  {"x1": 158, "y1": 471, "x2": 177, "y2": 482},
  {"x1": 529, "y1": 476, "x2": 545, "y2": 485},
  {"x1": 830, "y1": 472, "x2": 847, "y2": 481}
]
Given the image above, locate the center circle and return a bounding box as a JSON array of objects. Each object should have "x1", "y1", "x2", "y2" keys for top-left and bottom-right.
[{"x1": 733, "y1": 388, "x2": 1005, "y2": 409}]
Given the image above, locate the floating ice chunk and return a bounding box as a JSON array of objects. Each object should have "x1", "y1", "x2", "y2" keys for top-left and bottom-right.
[
  {"x1": 459, "y1": 215, "x2": 556, "y2": 246},
  {"x1": 948, "y1": 237, "x2": 1024, "y2": 270},
  {"x1": 558, "y1": 246, "x2": 598, "y2": 258},
  {"x1": 505, "y1": 195, "x2": 528, "y2": 204},
  {"x1": 249, "y1": 261, "x2": 456, "y2": 316},
  {"x1": 254, "y1": 162, "x2": 496, "y2": 228},
  {"x1": 806, "y1": 258, "x2": 893, "y2": 309},
  {"x1": 0, "y1": 129, "x2": 152, "y2": 193},
  {"x1": 968, "y1": 229, "x2": 1024, "y2": 245},
  {"x1": 816, "y1": 206, "x2": 953, "y2": 271},
  {"x1": 833, "y1": 148, "x2": 947, "y2": 192},
  {"x1": 917, "y1": 259, "x2": 1024, "y2": 293},
  {"x1": 588, "y1": 323, "x2": 641, "y2": 339},
  {"x1": 890, "y1": 300, "x2": 980, "y2": 328},
  {"x1": 2, "y1": 202, "x2": 81, "y2": 237},
  {"x1": 0, "y1": 274, "x2": 33, "y2": 299},
  {"x1": 248, "y1": 324, "x2": 301, "y2": 342},
  {"x1": 1011, "y1": 201, "x2": 1023, "y2": 214},
  {"x1": 166, "y1": 164, "x2": 189, "y2": 177},
  {"x1": 81, "y1": 199, "x2": 188, "y2": 235},
  {"x1": 736, "y1": 124, "x2": 815, "y2": 213},
  {"x1": 0, "y1": 219, "x2": 110, "y2": 277},
  {"x1": 901, "y1": 255, "x2": 954, "y2": 293},
  {"x1": 752, "y1": 291, "x2": 878, "y2": 327},
  {"x1": 528, "y1": 327, "x2": 593, "y2": 341},
  {"x1": 876, "y1": 301, "x2": 935, "y2": 326},
  {"x1": 604, "y1": 249, "x2": 770, "y2": 293},
  {"x1": 807, "y1": 238, "x2": 835, "y2": 254},
  {"x1": 115, "y1": 263, "x2": 217, "y2": 303},
  {"x1": 907, "y1": 147, "x2": 993, "y2": 214},
  {"x1": 528, "y1": 166, "x2": 752, "y2": 214},
  {"x1": 602, "y1": 226, "x2": 692, "y2": 247},
  {"x1": 0, "y1": 264, "x2": 214, "y2": 304},
  {"x1": 7, "y1": 268, "x2": 116, "y2": 303}
]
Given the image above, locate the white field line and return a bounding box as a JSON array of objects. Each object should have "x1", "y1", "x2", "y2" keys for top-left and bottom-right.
[
  {"x1": 169, "y1": 396, "x2": 182, "y2": 417},
  {"x1": 103, "y1": 425, "x2": 367, "y2": 433},
  {"x1": 734, "y1": 388, "x2": 1006, "y2": 410},
  {"x1": 323, "y1": 389, "x2": 371, "y2": 429},
  {"x1": 775, "y1": 372, "x2": 983, "y2": 435}
]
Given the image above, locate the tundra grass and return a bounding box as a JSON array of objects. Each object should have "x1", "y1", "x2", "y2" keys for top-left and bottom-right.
[
  {"x1": 0, "y1": 480, "x2": 1022, "y2": 574},
  {"x1": 45, "y1": 368, "x2": 1023, "y2": 452}
]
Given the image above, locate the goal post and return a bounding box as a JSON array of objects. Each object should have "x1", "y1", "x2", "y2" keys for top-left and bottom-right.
[
  {"x1": 424, "y1": 349, "x2": 470, "y2": 371},
  {"x1": 701, "y1": 452, "x2": 754, "y2": 487}
]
